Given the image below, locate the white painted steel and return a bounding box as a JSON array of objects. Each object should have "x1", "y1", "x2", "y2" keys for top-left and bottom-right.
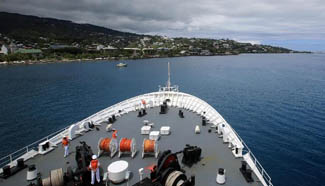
[
  {"x1": 141, "y1": 126, "x2": 151, "y2": 135},
  {"x1": 107, "y1": 160, "x2": 128, "y2": 183},
  {"x1": 160, "y1": 126, "x2": 171, "y2": 135},
  {"x1": 149, "y1": 131, "x2": 160, "y2": 141},
  {"x1": 195, "y1": 125, "x2": 200, "y2": 134},
  {"x1": 216, "y1": 169, "x2": 226, "y2": 184}
]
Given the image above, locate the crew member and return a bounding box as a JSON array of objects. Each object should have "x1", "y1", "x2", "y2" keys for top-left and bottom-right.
[
  {"x1": 62, "y1": 137, "x2": 69, "y2": 158},
  {"x1": 112, "y1": 130, "x2": 118, "y2": 139},
  {"x1": 141, "y1": 99, "x2": 146, "y2": 108},
  {"x1": 89, "y1": 155, "x2": 100, "y2": 185}
]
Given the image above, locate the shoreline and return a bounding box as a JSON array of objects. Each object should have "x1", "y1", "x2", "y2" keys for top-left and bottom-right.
[{"x1": 0, "y1": 52, "x2": 312, "y2": 66}]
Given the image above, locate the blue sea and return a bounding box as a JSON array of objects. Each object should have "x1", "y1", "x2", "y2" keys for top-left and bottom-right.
[{"x1": 0, "y1": 54, "x2": 324, "y2": 186}]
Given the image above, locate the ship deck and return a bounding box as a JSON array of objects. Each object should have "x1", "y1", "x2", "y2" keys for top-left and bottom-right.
[{"x1": 0, "y1": 107, "x2": 263, "y2": 186}]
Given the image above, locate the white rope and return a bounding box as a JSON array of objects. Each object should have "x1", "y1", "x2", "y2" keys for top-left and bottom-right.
[{"x1": 165, "y1": 171, "x2": 184, "y2": 186}]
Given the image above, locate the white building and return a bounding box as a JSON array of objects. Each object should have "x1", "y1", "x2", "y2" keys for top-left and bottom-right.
[
  {"x1": 96, "y1": 44, "x2": 104, "y2": 51},
  {"x1": 180, "y1": 50, "x2": 187, "y2": 54},
  {"x1": 0, "y1": 45, "x2": 8, "y2": 55},
  {"x1": 103, "y1": 45, "x2": 117, "y2": 50},
  {"x1": 142, "y1": 37, "x2": 151, "y2": 41},
  {"x1": 222, "y1": 43, "x2": 230, "y2": 48},
  {"x1": 9, "y1": 42, "x2": 18, "y2": 53}
]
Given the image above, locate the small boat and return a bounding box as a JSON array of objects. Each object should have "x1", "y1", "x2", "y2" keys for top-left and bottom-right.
[{"x1": 116, "y1": 62, "x2": 127, "y2": 67}]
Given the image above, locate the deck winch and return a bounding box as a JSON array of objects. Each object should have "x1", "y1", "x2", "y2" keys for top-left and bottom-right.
[
  {"x1": 182, "y1": 145, "x2": 202, "y2": 167},
  {"x1": 38, "y1": 141, "x2": 95, "y2": 186},
  {"x1": 142, "y1": 138, "x2": 159, "y2": 158},
  {"x1": 118, "y1": 137, "x2": 137, "y2": 158},
  {"x1": 133, "y1": 145, "x2": 200, "y2": 186},
  {"x1": 74, "y1": 141, "x2": 94, "y2": 183},
  {"x1": 42, "y1": 168, "x2": 64, "y2": 186}
]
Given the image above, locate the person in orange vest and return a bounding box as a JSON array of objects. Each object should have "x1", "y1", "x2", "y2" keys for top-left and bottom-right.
[
  {"x1": 89, "y1": 155, "x2": 100, "y2": 185},
  {"x1": 62, "y1": 137, "x2": 69, "y2": 158},
  {"x1": 112, "y1": 130, "x2": 118, "y2": 139},
  {"x1": 141, "y1": 99, "x2": 146, "y2": 107}
]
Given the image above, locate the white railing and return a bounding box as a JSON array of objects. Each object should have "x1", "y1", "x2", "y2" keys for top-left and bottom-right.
[
  {"x1": 231, "y1": 128, "x2": 273, "y2": 186},
  {"x1": 0, "y1": 91, "x2": 273, "y2": 186},
  {"x1": 0, "y1": 126, "x2": 70, "y2": 168}
]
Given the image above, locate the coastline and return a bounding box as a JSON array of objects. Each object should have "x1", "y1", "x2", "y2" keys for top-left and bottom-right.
[{"x1": 0, "y1": 52, "x2": 312, "y2": 66}]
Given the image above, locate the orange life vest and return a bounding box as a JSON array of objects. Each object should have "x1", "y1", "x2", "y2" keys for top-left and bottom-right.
[
  {"x1": 90, "y1": 160, "x2": 98, "y2": 170},
  {"x1": 62, "y1": 138, "x2": 69, "y2": 146},
  {"x1": 112, "y1": 130, "x2": 118, "y2": 139},
  {"x1": 141, "y1": 99, "x2": 146, "y2": 105}
]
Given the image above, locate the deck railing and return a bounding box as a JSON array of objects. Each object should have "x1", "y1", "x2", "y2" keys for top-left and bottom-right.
[
  {"x1": 0, "y1": 126, "x2": 69, "y2": 168},
  {"x1": 232, "y1": 129, "x2": 273, "y2": 186}
]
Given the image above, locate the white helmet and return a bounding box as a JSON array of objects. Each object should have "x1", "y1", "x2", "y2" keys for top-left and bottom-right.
[{"x1": 92, "y1": 155, "x2": 97, "y2": 160}]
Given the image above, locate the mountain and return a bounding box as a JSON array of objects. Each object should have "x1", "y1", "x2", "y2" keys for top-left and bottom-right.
[
  {"x1": 0, "y1": 11, "x2": 302, "y2": 63},
  {"x1": 0, "y1": 12, "x2": 139, "y2": 46}
]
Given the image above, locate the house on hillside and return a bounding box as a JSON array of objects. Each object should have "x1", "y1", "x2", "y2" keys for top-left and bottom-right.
[
  {"x1": 103, "y1": 45, "x2": 117, "y2": 50},
  {"x1": 142, "y1": 48, "x2": 155, "y2": 56},
  {"x1": 0, "y1": 45, "x2": 8, "y2": 55},
  {"x1": 96, "y1": 44, "x2": 104, "y2": 51},
  {"x1": 50, "y1": 44, "x2": 71, "y2": 49},
  {"x1": 9, "y1": 42, "x2": 18, "y2": 53},
  {"x1": 15, "y1": 49, "x2": 43, "y2": 58},
  {"x1": 200, "y1": 50, "x2": 212, "y2": 56}
]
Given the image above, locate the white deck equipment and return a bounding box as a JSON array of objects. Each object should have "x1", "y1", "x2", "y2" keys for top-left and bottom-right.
[
  {"x1": 160, "y1": 126, "x2": 171, "y2": 135},
  {"x1": 141, "y1": 126, "x2": 151, "y2": 135},
  {"x1": 149, "y1": 131, "x2": 160, "y2": 141},
  {"x1": 38, "y1": 140, "x2": 55, "y2": 155},
  {"x1": 107, "y1": 160, "x2": 129, "y2": 183},
  {"x1": 195, "y1": 125, "x2": 200, "y2": 134},
  {"x1": 216, "y1": 168, "x2": 226, "y2": 184}
]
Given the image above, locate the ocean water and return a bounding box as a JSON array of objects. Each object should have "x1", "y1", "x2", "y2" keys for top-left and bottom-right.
[{"x1": 0, "y1": 54, "x2": 324, "y2": 186}]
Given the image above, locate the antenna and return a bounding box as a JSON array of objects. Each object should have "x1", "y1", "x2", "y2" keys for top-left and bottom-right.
[
  {"x1": 159, "y1": 62, "x2": 178, "y2": 92},
  {"x1": 167, "y1": 62, "x2": 171, "y2": 89}
]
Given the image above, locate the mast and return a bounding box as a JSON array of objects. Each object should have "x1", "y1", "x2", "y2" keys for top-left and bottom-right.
[
  {"x1": 167, "y1": 62, "x2": 171, "y2": 90},
  {"x1": 159, "y1": 62, "x2": 178, "y2": 92}
]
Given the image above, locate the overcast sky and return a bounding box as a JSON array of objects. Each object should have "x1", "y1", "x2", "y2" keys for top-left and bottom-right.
[{"x1": 1, "y1": 0, "x2": 325, "y2": 51}]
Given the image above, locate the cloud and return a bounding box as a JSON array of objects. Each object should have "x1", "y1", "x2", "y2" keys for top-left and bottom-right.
[{"x1": 1, "y1": 0, "x2": 325, "y2": 50}]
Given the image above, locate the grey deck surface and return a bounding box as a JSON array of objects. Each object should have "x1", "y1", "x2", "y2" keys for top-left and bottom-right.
[{"x1": 0, "y1": 107, "x2": 263, "y2": 186}]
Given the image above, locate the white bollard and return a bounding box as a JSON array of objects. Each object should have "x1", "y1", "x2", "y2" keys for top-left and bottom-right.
[{"x1": 139, "y1": 168, "x2": 144, "y2": 181}]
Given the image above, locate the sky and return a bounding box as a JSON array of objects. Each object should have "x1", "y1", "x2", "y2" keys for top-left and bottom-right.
[{"x1": 1, "y1": 0, "x2": 325, "y2": 51}]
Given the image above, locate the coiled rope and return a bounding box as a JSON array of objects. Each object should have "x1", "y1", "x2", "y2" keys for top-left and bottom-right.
[
  {"x1": 119, "y1": 138, "x2": 132, "y2": 152},
  {"x1": 99, "y1": 138, "x2": 111, "y2": 152},
  {"x1": 143, "y1": 139, "x2": 155, "y2": 153}
]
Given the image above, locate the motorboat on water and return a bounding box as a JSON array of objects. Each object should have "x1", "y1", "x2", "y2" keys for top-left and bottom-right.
[{"x1": 116, "y1": 62, "x2": 127, "y2": 67}]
